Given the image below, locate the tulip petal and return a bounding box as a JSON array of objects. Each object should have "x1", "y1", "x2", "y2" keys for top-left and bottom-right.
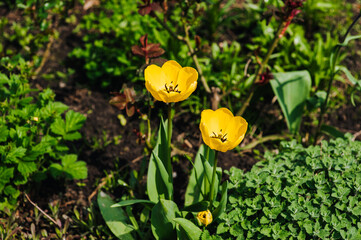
[
  {"x1": 161, "y1": 60, "x2": 182, "y2": 84},
  {"x1": 177, "y1": 67, "x2": 198, "y2": 101},
  {"x1": 229, "y1": 116, "x2": 248, "y2": 149},
  {"x1": 200, "y1": 108, "x2": 248, "y2": 152},
  {"x1": 145, "y1": 64, "x2": 164, "y2": 89},
  {"x1": 145, "y1": 60, "x2": 198, "y2": 103},
  {"x1": 145, "y1": 64, "x2": 166, "y2": 101}
]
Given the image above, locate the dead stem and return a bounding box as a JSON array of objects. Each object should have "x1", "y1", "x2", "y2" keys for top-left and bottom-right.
[{"x1": 24, "y1": 193, "x2": 61, "y2": 228}]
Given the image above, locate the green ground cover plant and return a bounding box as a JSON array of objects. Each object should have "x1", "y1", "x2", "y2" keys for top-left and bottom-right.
[
  {"x1": 218, "y1": 135, "x2": 361, "y2": 239},
  {"x1": 0, "y1": 65, "x2": 87, "y2": 211}
]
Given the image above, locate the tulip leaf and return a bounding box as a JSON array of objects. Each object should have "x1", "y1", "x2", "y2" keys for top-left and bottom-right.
[
  {"x1": 147, "y1": 118, "x2": 172, "y2": 202},
  {"x1": 97, "y1": 191, "x2": 134, "y2": 240},
  {"x1": 173, "y1": 218, "x2": 202, "y2": 240},
  {"x1": 200, "y1": 154, "x2": 220, "y2": 204},
  {"x1": 212, "y1": 181, "x2": 228, "y2": 220},
  {"x1": 112, "y1": 199, "x2": 155, "y2": 209},
  {"x1": 270, "y1": 71, "x2": 311, "y2": 134},
  {"x1": 182, "y1": 201, "x2": 209, "y2": 212},
  {"x1": 185, "y1": 145, "x2": 215, "y2": 206},
  {"x1": 151, "y1": 199, "x2": 179, "y2": 240},
  {"x1": 200, "y1": 154, "x2": 213, "y2": 184},
  {"x1": 152, "y1": 152, "x2": 173, "y2": 200}
]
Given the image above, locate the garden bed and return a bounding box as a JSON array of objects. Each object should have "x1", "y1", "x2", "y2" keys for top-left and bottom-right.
[{"x1": 0, "y1": 0, "x2": 360, "y2": 239}]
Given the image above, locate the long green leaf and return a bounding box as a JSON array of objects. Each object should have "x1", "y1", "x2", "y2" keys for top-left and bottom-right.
[
  {"x1": 173, "y1": 218, "x2": 202, "y2": 240},
  {"x1": 270, "y1": 71, "x2": 311, "y2": 134},
  {"x1": 321, "y1": 124, "x2": 345, "y2": 139},
  {"x1": 112, "y1": 199, "x2": 155, "y2": 209},
  {"x1": 212, "y1": 181, "x2": 228, "y2": 220},
  {"x1": 147, "y1": 119, "x2": 172, "y2": 202},
  {"x1": 201, "y1": 154, "x2": 219, "y2": 201},
  {"x1": 185, "y1": 145, "x2": 215, "y2": 206},
  {"x1": 151, "y1": 199, "x2": 179, "y2": 240},
  {"x1": 97, "y1": 191, "x2": 134, "y2": 240},
  {"x1": 153, "y1": 152, "x2": 173, "y2": 200},
  {"x1": 336, "y1": 66, "x2": 360, "y2": 85},
  {"x1": 339, "y1": 34, "x2": 361, "y2": 47}
]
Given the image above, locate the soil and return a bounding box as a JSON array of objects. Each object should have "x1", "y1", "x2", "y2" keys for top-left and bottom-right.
[{"x1": 1, "y1": 2, "x2": 361, "y2": 239}]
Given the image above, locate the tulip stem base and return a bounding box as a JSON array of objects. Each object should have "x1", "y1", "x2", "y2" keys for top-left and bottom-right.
[{"x1": 167, "y1": 104, "x2": 173, "y2": 187}]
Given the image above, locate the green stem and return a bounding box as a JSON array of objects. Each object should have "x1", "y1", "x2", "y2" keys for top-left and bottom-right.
[
  {"x1": 314, "y1": 12, "x2": 361, "y2": 143},
  {"x1": 209, "y1": 151, "x2": 218, "y2": 209},
  {"x1": 153, "y1": 12, "x2": 211, "y2": 93},
  {"x1": 237, "y1": 21, "x2": 287, "y2": 116},
  {"x1": 183, "y1": 23, "x2": 211, "y2": 94},
  {"x1": 167, "y1": 103, "x2": 173, "y2": 180},
  {"x1": 204, "y1": 146, "x2": 210, "y2": 198}
]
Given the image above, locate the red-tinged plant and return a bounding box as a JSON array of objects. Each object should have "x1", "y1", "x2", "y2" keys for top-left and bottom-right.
[
  {"x1": 137, "y1": 0, "x2": 162, "y2": 16},
  {"x1": 257, "y1": 68, "x2": 273, "y2": 85},
  {"x1": 279, "y1": 0, "x2": 305, "y2": 38},
  {"x1": 131, "y1": 34, "x2": 165, "y2": 64},
  {"x1": 109, "y1": 86, "x2": 136, "y2": 117}
]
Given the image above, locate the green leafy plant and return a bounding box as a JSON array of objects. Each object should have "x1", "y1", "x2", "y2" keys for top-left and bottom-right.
[
  {"x1": 69, "y1": 0, "x2": 165, "y2": 89},
  {"x1": 270, "y1": 70, "x2": 311, "y2": 134},
  {"x1": 0, "y1": 71, "x2": 87, "y2": 211},
  {"x1": 97, "y1": 60, "x2": 246, "y2": 239},
  {"x1": 217, "y1": 135, "x2": 361, "y2": 239}
]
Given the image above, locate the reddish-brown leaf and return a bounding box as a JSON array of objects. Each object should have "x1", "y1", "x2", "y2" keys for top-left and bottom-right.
[{"x1": 131, "y1": 45, "x2": 145, "y2": 57}]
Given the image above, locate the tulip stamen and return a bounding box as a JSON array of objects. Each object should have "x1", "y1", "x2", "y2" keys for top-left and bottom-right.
[
  {"x1": 211, "y1": 130, "x2": 228, "y2": 143},
  {"x1": 164, "y1": 82, "x2": 181, "y2": 94}
]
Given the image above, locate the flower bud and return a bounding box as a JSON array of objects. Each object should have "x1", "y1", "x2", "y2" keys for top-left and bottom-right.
[{"x1": 197, "y1": 210, "x2": 212, "y2": 227}]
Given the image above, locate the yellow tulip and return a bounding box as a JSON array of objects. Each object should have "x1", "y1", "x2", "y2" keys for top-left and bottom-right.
[
  {"x1": 144, "y1": 60, "x2": 198, "y2": 103},
  {"x1": 197, "y1": 210, "x2": 213, "y2": 227},
  {"x1": 200, "y1": 108, "x2": 248, "y2": 152}
]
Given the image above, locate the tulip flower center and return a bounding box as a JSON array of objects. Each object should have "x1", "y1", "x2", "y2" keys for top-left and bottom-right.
[
  {"x1": 211, "y1": 129, "x2": 228, "y2": 143},
  {"x1": 164, "y1": 81, "x2": 181, "y2": 94}
]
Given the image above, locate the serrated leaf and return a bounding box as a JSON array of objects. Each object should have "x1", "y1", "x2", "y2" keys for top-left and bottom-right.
[
  {"x1": 0, "y1": 167, "x2": 14, "y2": 192},
  {"x1": 216, "y1": 222, "x2": 229, "y2": 235},
  {"x1": 23, "y1": 142, "x2": 48, "y2": 161},
  {"x1": 18, "y1": 161, "x2": 37, "y2": 176},
  {"x1": 97, "y1": 191, "x2": 134, "y2": 240},
  {"x1": 55, "y1": 144, "x2": 69, "y2": 152},
  {"x1": 4, "y1": 185, "x2": 19, "y2": 198},
  {"x1": 52, "y1": 102, "x2": 69, "y2": 114},
  {"x1": 0, "y1": 125, "x2": 9, "y2": 142},
  {"x1": 49, "y1": 163, "x2": 63, "y2": 178},
  {"x1": 65, "y1": 110, "x2": 86, "y2": 132},
  {"x1": 173, "y1": 218, "x2": 202, "y2": 240},
  {"x1": 50, "y1": 118, "x2": 66, "y2": 136},
  {"x1": 61, "y1": 154, "x2": 87, "y2": 180},
  {"x1": 352, "y1": 206, "x2": 361, "y2": 216},
  {"x1": 6, "y1": 147, "x2": 27, "y2": 163},
  {"x1": 63, "y1": 132, "x2": 82, "y2": 140},
  {"x1": 0, "y1": 73, "x2": 9, "y2": 84}
]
